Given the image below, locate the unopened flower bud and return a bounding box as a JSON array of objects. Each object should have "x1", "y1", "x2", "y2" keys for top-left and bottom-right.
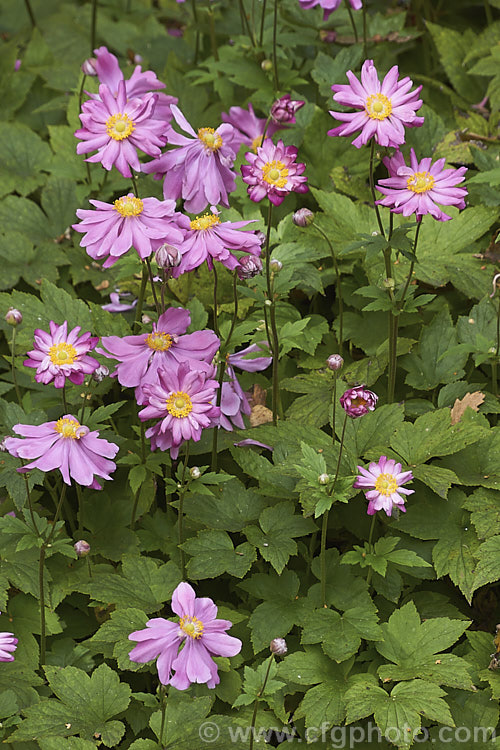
[
  {"x1": 270, "y1": 258, "x2": 282, "y2": 272},
  {"x1": 5, "y1": 308, "x2": 22, "y2": 326},
  {"x1": 92, "y1": 364, "x2": 109, "y2": 383},
  {"x1": 0, "y1": 438, "x2": 8, "y2": 452},
  {"x1": 318, "y1": 473, "x2": 330, "y2": 485},
  {"x1": 81, "y1": 58, "x2": 98, "y2": 76},
  {"x1": 74, "y1": 540, "x2": 90, "y2": 557},
  {"x1": 319, "y1": 29, "x2": 337, "y2": 43},
  {"x1": 293, "y1": 208, "x2": 314, "y2": 227},
  {"x1": 190, "y1": 466, "x2": 201, "y2": 479},
  {"x1": 133, "y1": 53, "x2": 143, "y2": 64},
  {"x1": 326, "y1": 354, "x2": 343, "y2": 371},
  {"x1": 142, "y1": 314, "x2": 152, "y2": 325},
  {"x1": 237, "y1": 255, "x2": 263, "y2": 280},
  {"x1": 261, "y1": 59, "x2": 273, "y2": 72},
  {"x1": 383, "y1": 277, "x2": 395, "y2": 290},
  {"x1": 255, "y1": 231, "x2": 266, "y2": 246},
  {"x1": 270, "y1": 638, "x2": 288, "y2": 656},
  {"x1": 270, "y1": 94, "x2": 305, "y2": 124},
  {"x1": 14, "y1": 59, "x2": 22, "y2": 72},
  {"x1": 155, "y1": 243, "x2": 182, "y2": 270}
]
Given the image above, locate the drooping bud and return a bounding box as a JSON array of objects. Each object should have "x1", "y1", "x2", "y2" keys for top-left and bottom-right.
[
  {"x1": 237, "y1": 255, "x2": 263, "y2": 280},
  {"x1": 81, "y1": 58, "x2": 98, "y2": 76},
  {"x1": 318, "y1": 473, "x2": 330, "y2": 485},
  {"x1": 270, "y1": 94, "x2": 305, "y2": 124},
  {"x1": 269, "y1": 258, "x2": 283, "y2": 273},
  {"x1": 270, "y1": 638, "x2": 288, "y2": 656},
  {"x1": 190, "y1": 466, "x2": 201, "y2": 480},
  {"x1": 326, "y1": 354, "x2": 343, "y2": 371},
  {"x1": 155, "y1": 243, "x2": 182, "y2": 270},
  {"x1": 74, "y1": 540, "x2": 90, "y2": 557},
  {"x1": 92, "y1": 364, "x2": 109, "y2": 383},
  {"x1": 5, "y1": 308, "x2": 22, "y2": 326},
  {"x1": 293, "y1": 208, "x2": 314, "y2": 227}
]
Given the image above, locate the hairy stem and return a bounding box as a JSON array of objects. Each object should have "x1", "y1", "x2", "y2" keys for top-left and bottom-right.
[
  {"x1": 90, "y1": 0, "x2": 98, "y2": 52},
  {"x1": 178, "y1": 442, "x2": 190, "y2": 580},
  {"x1": 133, "y1": 263, "x2": 149, "y2": 334},
  {"x1": 249, "y1": 654, "x2": 274, "y2": 750},
  {"x1": 312, "y1": 222, "x2": 343, "y2": 356},
  {"x1": 24, "y1": 0, "x2": 36, "y2": 27},
  {"x1": 272, "y1": 0, "x2": 279, "y2": 91},
  {"x1": 259, "y1": 0, "x2": 267, "y2": 45},
  {"x1": 11, "y1": 327, "x2": 22, "y2": 405},
  {"x1": 344, "y1": 0, "x2": 359, "y2": 43}
]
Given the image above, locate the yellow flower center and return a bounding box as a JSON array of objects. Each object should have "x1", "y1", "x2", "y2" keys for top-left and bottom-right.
[
  {"x1": 114, "y1": 196, "x2": 144, "y2": 217},
  {"x1": 48, "y1": 342, "x2": 78, "y2": 366},
  {"x1": 407, "y1": 171, "x2": 435, "y2": 194},
  {"x1": 106, "y1": 112, "x2": 135, "y2": 141},
  {"x1": 252, "y1": 134, "x2": 263, "y2": 152},
  {"x1": 365, "y1": 93, "x2": 392, "y2": 120},
  {"x1": 166, "y1": 390, "x2": 193, "y2": 418},
  {"x1": 374, "y1": 473, "x2": 398, "y2": 496},
  {"x1": 145, "y1": 332, "x2": 173, "y2": 351},
  {"x1": 351, "y1": 396, "x2": 367, "y2": 408},
  {"x1": 262, "y1": 160, "x2": 289, "y2": 188},
  {"x1": 54, "y1": 417, "x2": 83, "y2": 440},
  {"x1": 198, "y1": 127, "x2": 223, "y2": 151},
  {"x1": 179, "y1": 615, "x2": 204, "y2": 639},
  {"x1": 189, "y1": 213, "x2": 221, "y2": 231}
]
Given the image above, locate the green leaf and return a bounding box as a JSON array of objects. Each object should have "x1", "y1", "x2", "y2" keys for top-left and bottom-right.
[
  {"x1": 0, "y1": 122, "x2": 51, "y2": 197},
  {"x1": 426, "y1": 22, "x2": 480, "y2": 102},
  {"x1": 438, "y1": 427, "x2": 500, "y2": 490},
  {"x1": 182, "y1": 530, "x2": 256, "y2": 579},
  {"x1": 463, "y1": 487, "x2": 500, "y2": 539},
  {"x1": 87, "y1": 608, "x2": 148, "y2": 671},
  {"x1": 302, "y1": 605, "x2": 382, "y2": 663},
  {"x1": 182, "y1": 478, "x2": 267, "y2": 532},
  {"x1": 149, "y1": 694, "x2": 212, "y2": 749},
  {"x1": 401, "y1": 308, "x2": 467, "y2": 390},
  {"x1": 375, "y1": 601, "x2": 473, "y2": 690},
  {"x1": 9, "y1": 663, "x2": 131, "y2": 746},
  {"x1": 81, "y1": 495, "x2": 139, "y2": 562},
  {"x1": 470, "y1": 535, "x2": 500, "y2": 596},
  {"x1": 244, "y1": 501, "x2": 316, "y2": 574}
]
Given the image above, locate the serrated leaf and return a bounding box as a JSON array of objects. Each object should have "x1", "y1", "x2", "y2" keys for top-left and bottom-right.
[
  {"x1": 0, "y1": 122, "x2": 51, "y2": 197},
  {"x1": 182, "y1": 530, "x2": 256, "y2": 579}
]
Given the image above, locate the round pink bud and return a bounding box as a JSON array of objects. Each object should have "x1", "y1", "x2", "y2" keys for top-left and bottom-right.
[
  {"x1": 5, "y1": 308, "x2": 22, "y2": 326},
  {"x1": 293, "y1": 208, "x2": 314, "y2": 227},
  {"x1": 340, "y1": 385, "x2": 378, "y2": 418},
  {"x1": 92, "y1": 364, "x2": 109, "y2": 383},
  {"x1": 270, "y1": 638, "x2": 288, "y2": 656},
  {"x1": 81, "y1": 58, "x2": 98, "y2": 76},
  {"x1": 326, "y1": 354, "x2": 343, "y2": 371},
  {"x1": 155, "y1": 243, "x2": 182, "y2": 270},
  {"x1": 237, "y1": 255, "x2": 263, "y2": 280},
  {"x1": 270, "y1": 259, "x2": 283, "y2": 272},
  {"x1": 270, "y1": 94, "x2": 305, "y2": 124},
  {"x1": 74, "y1": 540, "x2": 90, "y2": 557}
]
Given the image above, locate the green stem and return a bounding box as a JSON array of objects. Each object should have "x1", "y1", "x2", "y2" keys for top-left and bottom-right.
[
  {"x1": 90, "y1": 0, "x2": 98, "y2": 52},
  {"x1": 321, "y1": 412, "x2": 348, "y2": 607},
  {"x1": 344, "y1": 0, "x2": 359, "y2": 43},
  {"x1": 178, "y1": 443, "x2": 190, "y2": 580},
  {"x1": 75, "y1": 484, "x2": 84, "y2": 533},
  {"x1": 40, "y1": 482, "x2": 67, "y2": 667},
  {"x1": 264, "y1": 203, "x2": 280, "y2": 425},
  {"x1": 212, "y1": 265, "x2": 220, "y2": 338},
  {"x1": 131, "y1": 488, "x2": 141, "y2": 529},
  {"x1": 159, "y1": 685, "x2": 167, "y2": 748},
  {"x1": 134, "y1": 263, "x2": 149, "y2": 334},
  {"x1": 238, "y1": 0, "x2": 256, "y2": 45},
  {"x1": 312, "y1": 222, "x2": 343, "y2": 356},
  {"x1": 383, "y1": 247, "x2": 396, "y2": 404},
  {"x1": 331, "y1": 373, "x2": 337, "y2": 445},
  {"x1": 494, "y1": 298, "x2": 500, "y2": 400},
  {"x1": 272, "y1": 0, "x2": 279, "y2": 91},
  {"x1": 24, "y1": 473, "x2": 39, "y2": 536},
  {"x1": 207, "y1": 2, "x2": 219, "y2": 61},
  {"x1": 365, "y1": 514, "x2": 377, "y2": 586},
  {"x1": 24, "y1": 0, "x2": 36, "y2": 27},
  {"x1": 146, "y1": 257, "x2": 161, "y2": 317},
  {"x1": 484, "y1": 0, "x2": 494, "y2": 25},
  {"x1": 11, "y1": 327, "x2": 22, "y2": 405},
  {"x1": 190, "y1": 0, "x2": 200, "y2": 65},
  {"x1": 62, "y1": 385, "x2": 69, "y2": 414},
  {"x1": 369, "y1": 140, "x2": 385, "y2": 237},
  {"x1": 259, "y1": 0, "x2": 267, "y2": 45},
  {"x1": 362, "y1": 1, "x2": 367, "y2": 58},
  {"x1": 249, "y1": 655, "x2": 274, "y2": 750}
]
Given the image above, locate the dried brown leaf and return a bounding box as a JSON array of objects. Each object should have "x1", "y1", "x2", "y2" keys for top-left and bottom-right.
[
  {"x1": 450, "y1": 391, "x2": 485, "y2": 425},
  {"x1": 249, "y1": 404, "x2": 274, "y2": 427}
]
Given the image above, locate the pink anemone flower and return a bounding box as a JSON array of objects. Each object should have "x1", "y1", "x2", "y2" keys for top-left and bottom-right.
[
  {"x1": 24, "y1": 321, "x2": 99, "y2": 389},
  {"x1": 139, "y1": 362, "x2": 220, "y2": 459},
  {"x1": 353, "y1": 455, "x2": 414, "y2": 516},
  {"x1": 340, "y1": 385, "x2": 378, "y2": 418},
  {"x1": 128, "y1": 581, "x2": 241, "y2": 690},
  {"x1": 173, "y1": 207, "x2": 262, "y2": 276},
  {"x1": 4, "y1": 415, "x2": 119, "y2": 489},
  {"x1": 241, "y1": 138, "x2": 308, "y2": 206},
  {"x1": 91, "y1": 46, "x2": 177, "y2": 127},
  {"x1": 0, "y1": 630, "x2": 17, "y2": 662},
  {"x1": 221, "y1": 103, "x2": 283, "y2": 152},
  {"x1": 98, "y1": 307, "x2": 220, "y2": 404},
  {"x1": 328, "y1": 59, "x2": 423, "y2": 149},
  {"x1": 75, "y1": 81, "x2": 167, "y2": 178},
  {"x1": 376, "y1": 148, "x2": 468, "y2": 221},
  {"x1": 219, "y1": 344, "x2": 272, "y2": 431},
  {"x1": 142, "y1": 105, "x2": 238, "y2": 213},
  {"x1": 299, "y1": 0, "x2": 362, "y2": 20},
  {"x1": 73, "y1": 194, "x2": 188, "y2": 268}
]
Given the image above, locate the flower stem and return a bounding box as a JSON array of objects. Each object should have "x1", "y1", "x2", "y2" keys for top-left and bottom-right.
[
  {"x1": 344, "y1": 0, "x2": 359, "y2": 43},
  {"x1": 146, "y1": 258, "x2": 161, "y2": 317},
  {"x1": 39, "y1": 482, "x2": 67, "y2": 667},
  {"x1": 493, "y1": 298, "x2": 500, "y2": 402},
  {"x1": 90, "y1": 0, "x2": 98, "y2": 53},
  {"x1": 207, "y1": 2, "x2": 219, "y2": 61},
  {"x1": 212, "y1": 265, "x2": 220, "y2": 338},
  {"x1": 178, "y1": 442, "x2": 190, "y2": 580},
  {"x1": 249, "y1": 654, "x2": 274, "y2": 750},
  {"x1": 362, "y1": 2, "x2": 368, "y2": 58},
  {"x1": 62, "y1": 385, "x2": 69, "y2": 414},
  {"x1": 272, "y1": 0, "x2": 279, "y2": 91},
  {"x1": 331, "y1": 372, "x2": 337, "y2": 445},
  {"x1": 312, "y1": 222, "x2": 343, "y2": 356},
  {"x1": 190, "y1": 0, "x2": 200, "y2": 64},
  {"x1": 158, "y1": 685, "x2": 167, "y2": 747},
  {"x1": 134, "y1": 263, "x2": 149, "y2": 334},
  {"x1": 264, "y1": 202, "x2": 280, "y2": 425},
  {"x1": 259, "y1": 0, "x2": 267, "y2": 45},
  {"x1": 24, "y1": 474, "x2": 39, "y2": 536},
  {"x1": 368, "y1": 140, "x2": 385, "y2": 237},
  {"x1": 239, "y1": 0, "x2": 256, "y2": 45},
  {"x1": 11, "y1": 327, "x2": 22, "y2": 405},
  {"x1": 484, "y1": 0, "x2": 494, "y2": 25},
  {"x1": 365, "y1": 514, "x2": 377, "y2": 586},
  {"x1": 321, "y1": 411, "x2": 348, "y2": 607},
  {"x1": 24, "y1": 0, "x2": 36, "y2": 27}
]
